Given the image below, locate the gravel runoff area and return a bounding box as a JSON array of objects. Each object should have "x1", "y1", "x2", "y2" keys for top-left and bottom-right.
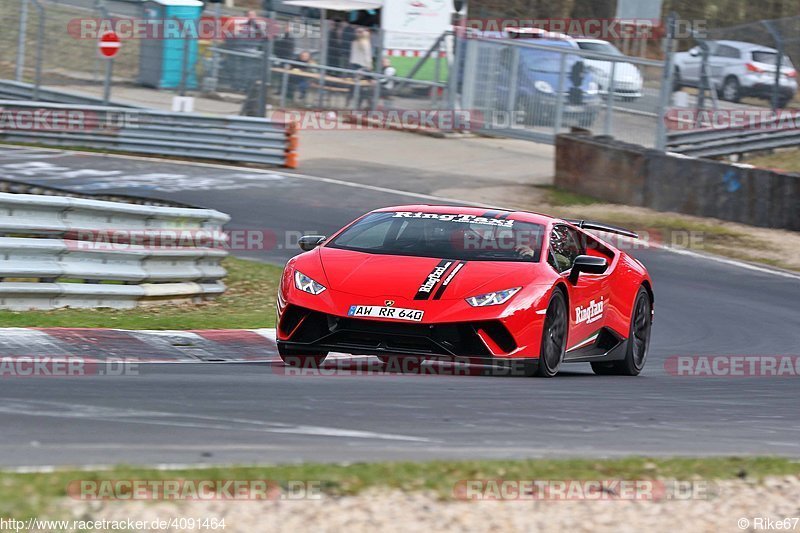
[{"x1": 65, "y1": 477, "x2": 800, "y2": 533}]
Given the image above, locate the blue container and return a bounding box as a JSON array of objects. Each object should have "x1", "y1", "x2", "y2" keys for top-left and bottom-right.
[{"x1": 139, "y1": 0, "x2": 203, "y2": 89}]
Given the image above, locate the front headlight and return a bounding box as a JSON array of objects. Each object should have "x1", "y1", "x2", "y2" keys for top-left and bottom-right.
[
  {"x1": 586, "y1": 81, "x2": 600, "y2": 95},
  {"x1": 534, "y1": 80, "x2": 554, "y2": 94},
  {"x1": 466, "y1": 287, "x2": 521, "y2": 307},
  {"x1": 294, "y1": 271, "x2": 326, "y2": 295}
]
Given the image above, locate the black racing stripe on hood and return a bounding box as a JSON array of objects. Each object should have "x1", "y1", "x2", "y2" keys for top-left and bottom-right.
[
  {"x1": 433, "y1": 261, "x2": 467, "y2": 300},
  {"x1": 414, "y1": 259, "x2": 454, "y2": 300}
]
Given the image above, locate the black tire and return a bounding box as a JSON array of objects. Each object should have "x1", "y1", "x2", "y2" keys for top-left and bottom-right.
[
  {"x1": 721, "y1": 76, "x2": 741, "y2": 102},
  {"x1": 535, "y1": 289, "x2": 568, "y2": 377},
  {"x1": 277, "y1": 344, "x2": 328, "y2": 368},
  {"x1": 672, "y1": 67, "x2": 682, "y2": 92},
  {"x1": 591, "y1": 286, "x2": 652, "y2": 376}
]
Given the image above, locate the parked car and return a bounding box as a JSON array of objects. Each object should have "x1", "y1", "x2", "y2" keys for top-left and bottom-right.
[
  {"x1": 573, "y1": 38, "x2": 644, "y2": 101},
  {"x1": 673, "y1": 40, "x2": 798, "y2": 107},
  {"x1": 481, "y1": 30, "x2": 601, "y2": 127}
]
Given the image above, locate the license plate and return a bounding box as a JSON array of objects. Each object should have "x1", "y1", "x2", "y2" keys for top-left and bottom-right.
[{"x1": 347, "y1": 305, "x2": 424, "y2": 322}]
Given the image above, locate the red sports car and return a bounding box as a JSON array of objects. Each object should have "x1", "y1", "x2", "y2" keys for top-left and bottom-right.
[{"x1": 276, "y1": 205, "x2": 654, "y2": 377}]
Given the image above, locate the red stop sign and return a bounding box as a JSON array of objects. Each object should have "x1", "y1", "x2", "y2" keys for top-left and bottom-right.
[{"x1": 99, "y1": 31, "x2": 121, "y2": 58}]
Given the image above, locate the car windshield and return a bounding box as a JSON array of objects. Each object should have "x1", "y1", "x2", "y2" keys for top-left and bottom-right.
[
  {"x1": 577, "y1": 41, "x2": 623, "y2": 56},
  {"x1": 521, "y1": 49, "x2": 582, "y2": 73},
  {"x1": 327, "y1": 211, "x2": 545, "y2": 262},
  {"x1": 752, "y1": 51, "x2": 795, "y2": 68}
]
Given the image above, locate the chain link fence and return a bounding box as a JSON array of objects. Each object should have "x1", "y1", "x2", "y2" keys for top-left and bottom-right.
[
  {"x1": 460, "y1": 34, "x2": 668, "y2": 147},
  {"x1": 1, "y1": 0, "x2": 141, "y2": 90},
  {"x1": 12, "y1": 3, "x2": 800, "y2": 152}
]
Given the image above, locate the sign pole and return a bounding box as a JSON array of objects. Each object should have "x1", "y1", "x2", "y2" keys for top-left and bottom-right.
[
  {"x1": 98, "y1": 30, "x2": 121, "y2": 105},
  {"x1": 103, "y1": 57, "x2": 114, "y2": 105}
]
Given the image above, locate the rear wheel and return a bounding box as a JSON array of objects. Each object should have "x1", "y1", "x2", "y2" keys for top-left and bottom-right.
[
  {"x1": 534, "y1": 290, "x2": 568, "y2": 377},
  {"x1": 721, "y1": 76, "x2": 741, "y2": 102},
  {"x1": 277, "y1": 344, "x2": 328, "y2": 368},
  {"x1": 591, "y1": 286, "x2": 651, "y2": 376}
]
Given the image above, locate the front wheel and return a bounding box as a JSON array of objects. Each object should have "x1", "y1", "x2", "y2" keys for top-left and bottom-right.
[
  {"x1": 534, "y1": 289, "x2": 568, "y2": 377},
  {"x1": 278, "y1": 344, "x2": 328, "y2": 368},
  {"x1": 591, "y1": 286, "x2": 651, "y2": 376},
  {"x1": 672, "y1": 67, "x2": 682, "y2": 91}
]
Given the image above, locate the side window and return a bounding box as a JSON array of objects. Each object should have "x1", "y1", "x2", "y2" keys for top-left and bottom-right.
[
  {"x1": 335, "y1": 219, "x2": 398, "y2": 249},
  {"x1": 548, "y1": 225, "x2": 585, "y2": 273},
  {"x1": 714, "y1": 45, "x2": 740, "y2": 59}
]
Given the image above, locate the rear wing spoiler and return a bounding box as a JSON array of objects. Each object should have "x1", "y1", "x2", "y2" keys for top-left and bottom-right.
[{"x1": 563, "y1": 219, "x2": 639, "y2": 239}]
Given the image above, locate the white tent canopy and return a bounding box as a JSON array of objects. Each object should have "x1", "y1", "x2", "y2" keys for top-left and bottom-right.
[{"x1": 282, "y1": 0, "x2": 383, "y2": 10}]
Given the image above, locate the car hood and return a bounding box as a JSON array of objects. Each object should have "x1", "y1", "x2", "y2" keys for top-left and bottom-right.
[
  {"x1": 316, "y1": 247, "x2": 543, "y2": 300},
  {"x1": 584, "y1": 59, "x2": 642, "y2": 81}
]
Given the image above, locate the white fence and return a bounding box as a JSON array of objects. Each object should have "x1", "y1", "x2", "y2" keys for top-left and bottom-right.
[{"x1": 0, "y1": 192, "x2": 230, "y2": 310}]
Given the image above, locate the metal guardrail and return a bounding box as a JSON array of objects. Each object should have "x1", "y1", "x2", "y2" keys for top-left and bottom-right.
[
  {"x1": 0, "y1": 80, "x2": 142, "y2": 108},
  {"x1": 0, "y1": 175, "x2": 194, "y2": 208},
  {"x1": 0, "y1": 192, "x2": 231, "y2": 310},
  {"x1": 666, "y1": 115, "x2": 800, "y2": 158},
  {"x1": 0, "y1": 100, "x2": 298, "y2": 168}
]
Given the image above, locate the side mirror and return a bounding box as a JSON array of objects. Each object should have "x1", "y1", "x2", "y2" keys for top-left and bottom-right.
[
  {"x1": 569, "y1": 255, "x2": 607, "y2": 282},
  {"x1": 298, "y1": 235, "x2": 326, "y2": 251},
  {"x1": 689, "y1": 47, "x2": 700, "y2": 57}
]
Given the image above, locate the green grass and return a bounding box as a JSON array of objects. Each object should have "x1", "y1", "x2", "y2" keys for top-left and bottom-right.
[
  {"x1": 537, "y1": 186, "x2": 601, "y2": 207},
  {"x1": 745, "y1": 149, "x2": 800, "y2": 174},
  {"x1": 389, "y1": 55, "x2": 449, "y2": 83},
  {"x1": 2, "y1": 457, "x2": 799, "y2": 519},
  {"x1": 0, "y1": 257, "x2": 282, "y2": 329}
]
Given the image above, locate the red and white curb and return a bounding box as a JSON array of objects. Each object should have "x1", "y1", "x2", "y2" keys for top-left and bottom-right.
[{"x1": 0, "y1": 328, "x2": 284, "y2": 363}]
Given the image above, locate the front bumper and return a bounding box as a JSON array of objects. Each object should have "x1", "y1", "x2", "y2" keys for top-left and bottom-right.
[{"x1": 278, "y1": 305, "x2": 527, "y2": 363}]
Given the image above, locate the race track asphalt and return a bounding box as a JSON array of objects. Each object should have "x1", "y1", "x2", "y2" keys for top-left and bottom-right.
[{"x1": 0, "y1": 146, "x2": 798, "y2": 468}]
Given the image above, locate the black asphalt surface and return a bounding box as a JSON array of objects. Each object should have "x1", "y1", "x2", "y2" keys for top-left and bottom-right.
[{"x1": 0, "y1": 146, "x2": 799, "y2": 468}]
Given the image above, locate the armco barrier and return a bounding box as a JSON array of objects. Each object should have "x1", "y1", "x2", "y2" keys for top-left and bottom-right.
[
  {"x1": 0, "y1": 80, "x2": 143, "y2": 108},
  {"x1": 555, "y1": 132, "x2": 800, "y2": 231},
  {"x1": 666, "y1": 116, "x2": 800, "y2": 158},
  {"x1": 0, "y1": 192, "x2": 231, "y2": 310},
  {"x1": 0, "y1": 100, "x2": 297, "y2": 168}
]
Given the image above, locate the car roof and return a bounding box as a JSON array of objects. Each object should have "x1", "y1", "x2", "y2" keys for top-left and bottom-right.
[
  {"x1": 370, "y1": 205, "x2": 560, "y2": 226},
  {"x1": 712, "y1": 40, "x2": 778, "y2": 53},
  {"x1": 476, "y1": 31, "x2": 579, "y2": 49},
  {"x1": 574, "y1": 38, "x2": 613, "y2": 44}
]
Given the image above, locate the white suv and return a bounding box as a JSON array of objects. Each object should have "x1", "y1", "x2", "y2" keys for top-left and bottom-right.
[{"x1": 673, "y1": 40, "x2": 797, "y2": 107}]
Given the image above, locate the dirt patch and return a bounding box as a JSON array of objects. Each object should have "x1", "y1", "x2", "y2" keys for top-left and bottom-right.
[{"x1": 434, "y1": 184, "x2": 800, "y2": 272}]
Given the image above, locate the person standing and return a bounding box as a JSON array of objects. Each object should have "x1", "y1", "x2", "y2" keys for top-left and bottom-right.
[
  {"x1": 327, "y1": 19, "x2": 345, "y2": 69},
  {"x1": 288, "y1": 50, "x2": 314, "y2": 102},
  {"x1": 349, "y1": 28, "x2": 373, "y2": 71},
  {"x1": 347, "y1": 28, "x2": 373, "y2": 108}
]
